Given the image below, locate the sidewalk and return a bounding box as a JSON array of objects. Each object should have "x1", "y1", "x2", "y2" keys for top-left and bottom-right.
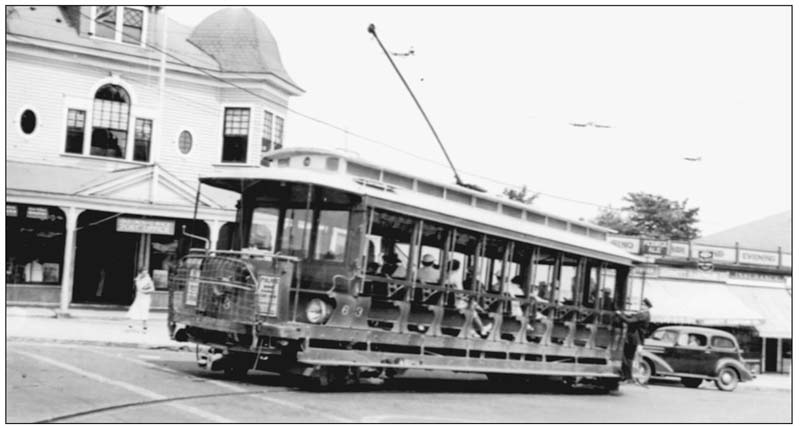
[
  {"x1": 5, "y1": 306, "x2": 793, "y2": 392},
  {"x1": 6, "y1": 306, "x2": 189, "y2": 351}
]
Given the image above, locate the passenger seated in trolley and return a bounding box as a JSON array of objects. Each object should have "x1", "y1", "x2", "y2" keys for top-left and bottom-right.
[
  {"x1": 445, "y1": 259, "x2": 492, "y2": 338},
  {"x1": 418, "y1": 253, "x2": 439, "y2": 283},
  {"x1": 380, "y1": 252, "x2": 406, "y2": 279}
]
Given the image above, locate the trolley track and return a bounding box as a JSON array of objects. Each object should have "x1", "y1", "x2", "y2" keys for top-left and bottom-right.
[{"x1": 35, "y1": 390, "x2": 270, "y2": 423}]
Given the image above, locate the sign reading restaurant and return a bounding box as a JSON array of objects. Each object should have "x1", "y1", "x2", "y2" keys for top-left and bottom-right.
[{"x1": 116, "y1": 217, "x2": 175, "y2": 236}]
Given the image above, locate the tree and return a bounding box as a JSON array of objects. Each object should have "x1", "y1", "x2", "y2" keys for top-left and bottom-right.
[
  {"x1": 503, "y1": 185, "x2": 539, "y2": 205},
  {"x1": 593, "y1": 192, "x2": 700, "y2": 240}
]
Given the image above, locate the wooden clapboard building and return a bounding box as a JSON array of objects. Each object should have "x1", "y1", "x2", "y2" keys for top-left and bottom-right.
[{"x1": 6, "y1": 6, "x2": 303, "y2": 311}]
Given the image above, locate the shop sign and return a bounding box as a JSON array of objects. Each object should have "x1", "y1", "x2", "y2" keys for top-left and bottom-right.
[
  {"x1": 738, "y1": 249, "x2": 779, "y2": 266},
  {"x1": 26, "y1": 206, "x2": 49, "y2": 220},
  {"x1": 641, "y1": 239, "x2": 669, "y2": 256},
  {"x1": 6, "y1": 205, "x2": 18, "y2": 217},
  {"x1": 607, "y1": 236, "x2": 640, "y2": 253},
  {"x1": 631, "y1": 266, "x2": 658, "y2": 277},
  {"x1": 117, "y1": 218, "x2": 175, "y2": 236},
  {"x1": 658, "y1": 267, "x2": 728, "y2": 282},
  {"x1": 691, "y1": 244, "x2": 736, "y2": 263},
  {"x1": 728, "y1": 271, "x2": 785, "y2": 283},
  {"x1": 668, "y1": 242, "x2": 689, "y2": 258}
]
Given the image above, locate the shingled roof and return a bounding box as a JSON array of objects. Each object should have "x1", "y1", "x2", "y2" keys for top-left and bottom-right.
[{"x1": 188, "y1": 7, "x2": 300, "y2": 89}]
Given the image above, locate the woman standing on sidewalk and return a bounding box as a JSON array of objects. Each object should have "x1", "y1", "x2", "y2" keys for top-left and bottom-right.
[{"x1": 127, "y1": 268, "x2": 154, "y2": 332}]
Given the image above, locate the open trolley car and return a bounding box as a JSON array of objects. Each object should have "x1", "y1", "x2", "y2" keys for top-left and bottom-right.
[{"x1": 168, "y1": 148, "x2": 641, "y2": 390}]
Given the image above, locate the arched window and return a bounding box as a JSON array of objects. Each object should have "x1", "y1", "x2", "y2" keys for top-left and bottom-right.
[{"x1": 91, "y1": 84, "x2": 130, "y2": 159}]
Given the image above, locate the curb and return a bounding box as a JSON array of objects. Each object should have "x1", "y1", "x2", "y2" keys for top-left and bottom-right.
[{"x1": 7, "y1": 336, "x2": 193, "y2": 352}]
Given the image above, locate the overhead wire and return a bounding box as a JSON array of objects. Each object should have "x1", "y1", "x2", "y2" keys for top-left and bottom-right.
[{"x1": 8, "y1": 9, "x2": 626, "y2": 214}]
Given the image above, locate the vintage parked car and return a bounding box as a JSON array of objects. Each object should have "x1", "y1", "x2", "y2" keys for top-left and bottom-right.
[{"x1": 638, "y1": 326, "x2": 755, "y2": 391}]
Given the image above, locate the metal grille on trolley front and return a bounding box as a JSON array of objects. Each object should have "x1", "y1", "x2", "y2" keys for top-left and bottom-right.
[{"x1": 172, "y1": 255, "x2": 259, "y2": 324}]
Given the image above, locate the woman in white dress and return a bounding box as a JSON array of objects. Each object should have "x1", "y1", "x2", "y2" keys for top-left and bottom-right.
[{"x1": 127, "y1": 268, "x2": 154, "y2": 332}]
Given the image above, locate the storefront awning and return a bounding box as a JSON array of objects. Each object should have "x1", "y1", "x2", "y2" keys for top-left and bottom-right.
[
  {"x1": 643, "y1": 279, "x2": 765, "y2": 327},
  {"x1": 727, "y1": 285, "x2": 791, "y2": 339}
]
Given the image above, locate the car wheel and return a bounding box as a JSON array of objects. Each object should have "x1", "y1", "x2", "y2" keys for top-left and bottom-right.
[
  {"x1": 636, "y1": 359, "x2": 652, "y2": 385},
  {"x1": 714, "y1": 367, "x2": 739, "y2": 391},
  {"x1": 680, "y1": 377, "x2": 703, "y2": 388}
]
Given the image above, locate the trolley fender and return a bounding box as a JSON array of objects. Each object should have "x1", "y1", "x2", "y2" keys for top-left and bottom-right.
[
  {"x1": 715, "y1": 358, "x2": 754, "y2": 381},
  {"x1": 640, "y1": 349, "x2": 673, "y2": 374}
]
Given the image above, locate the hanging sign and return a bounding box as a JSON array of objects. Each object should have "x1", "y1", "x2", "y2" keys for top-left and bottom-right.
[
  {"x1": 607, "y1": 236, "x2": 640, "y2": 253},
  {"x1": 691, "y1": 244, "x2": 736, "y2": 263},
  {"x1": 6, "y1": 205, "x2": 18, "y2": 217},
  {"x1": 738, "y1": 249, "x2": 779, "y2": 266},
  {"x1": 116, "y1": 218, "x2": 175, "y2": 236},
  {"x1": 641, "y1": 239, "x2": 669, "y2": 256},
  {"x1": 669, "y1": 242, "x2": 690, "y2": 258}
]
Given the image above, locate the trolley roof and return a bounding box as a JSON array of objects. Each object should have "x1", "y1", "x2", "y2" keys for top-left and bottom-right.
[{"x1": 201, "y1": 148, "x2": 642, "y2": 265}]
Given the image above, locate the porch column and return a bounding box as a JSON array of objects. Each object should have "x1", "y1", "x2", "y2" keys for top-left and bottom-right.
[
  {"x1": 777, "y1": 338, "x2": 783, "y2": 373},
  {"x1": 206, "y1": 219, "x2": 221, "y2": 250},
  {"x1": 58, "y1": 207, "x2": 83, "y2": 316},
  {"x1": 761, "y1": 337, "x2": 767, "y2": 374}
]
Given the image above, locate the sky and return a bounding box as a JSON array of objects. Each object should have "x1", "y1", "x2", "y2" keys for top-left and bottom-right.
[{"x1": 169, "y1": 5, "x2": 791, "y2": 236}]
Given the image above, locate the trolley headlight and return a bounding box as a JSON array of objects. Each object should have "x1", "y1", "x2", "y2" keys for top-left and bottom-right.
[{"x1": 305, "y1": 298, "x2": 332, "y2": 324}]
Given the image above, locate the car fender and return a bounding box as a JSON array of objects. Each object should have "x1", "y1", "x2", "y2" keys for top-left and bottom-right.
[
  {"x1": 640, "y1": 349, "x2": 673, "y2": 374},
  {"x1": 715, "y1": 358, "x2": 754, "y2": 382}
]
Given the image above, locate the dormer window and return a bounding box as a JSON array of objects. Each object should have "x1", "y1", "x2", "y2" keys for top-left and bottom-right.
[{"x1": 91, "y1": 6, "x2": 147, "y2": 46}]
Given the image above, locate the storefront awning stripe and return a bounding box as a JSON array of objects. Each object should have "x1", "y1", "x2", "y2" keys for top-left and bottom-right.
[
  {"x1": 642, "y1": 279, "x2": 765, "y2": 327},
  {"x1": 727, "y1": 285, "x2": 791, "y2": 339}
]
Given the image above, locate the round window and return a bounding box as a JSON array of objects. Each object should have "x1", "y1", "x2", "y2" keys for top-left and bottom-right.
[
  {"x1": 20, "y1": 109, "x2": 36, "y2": 134},
  {"x1": 178, "y1": 130, "x2": 193, "y2": 154}
]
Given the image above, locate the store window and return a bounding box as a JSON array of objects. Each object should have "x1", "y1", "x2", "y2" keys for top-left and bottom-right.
[
  {"x1": 65, "y1": 109, "x2": 86, "y2": 154},
  {"x1": 222, "y1": 107, "x2": 250, "y2": 163},
  {"x1": 6, "y1": 204, "x2": 65, "y2": 285},
  {"x1": 91, "y1": 84, "x2": 130, "y2": 159},
  {"x1": 133, "y1": 118, "x2": 152, "y2": 162},
  {"x1": 20, "y1": 109, "x2": 36, "y2": 135}
]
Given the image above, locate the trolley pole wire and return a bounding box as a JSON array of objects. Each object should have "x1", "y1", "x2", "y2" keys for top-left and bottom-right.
[{"x1": 368, "y1": 24, "x2": 484, "y2": 192}]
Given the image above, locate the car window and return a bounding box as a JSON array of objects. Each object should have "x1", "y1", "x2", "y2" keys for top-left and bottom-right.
[
  {"x1": 677, "y1": 332, "x2": 707, "y2": 347},
  {"x1": 711, "y1": 336, "x2": 736, "y2": 349},
  {"x1": 652, "y1": 329, "x2": 678, "y2": 344}
]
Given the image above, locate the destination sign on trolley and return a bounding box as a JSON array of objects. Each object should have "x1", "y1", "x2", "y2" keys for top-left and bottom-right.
[{"x1": 116, "y1": 217, "x2": 175, "y2": 236}]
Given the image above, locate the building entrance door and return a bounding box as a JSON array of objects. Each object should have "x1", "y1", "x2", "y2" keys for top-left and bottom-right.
[
  {"x1": 764, "y1": 338, "x2": 778, "y2": 372},
  {"x1": 72, "y1": 211, "x2": 140, "y2": 305}
]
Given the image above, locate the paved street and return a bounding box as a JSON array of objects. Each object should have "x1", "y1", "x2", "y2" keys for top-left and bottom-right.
[{"x1": 7, "y1": 341, "x2": 790, "y2": 423}]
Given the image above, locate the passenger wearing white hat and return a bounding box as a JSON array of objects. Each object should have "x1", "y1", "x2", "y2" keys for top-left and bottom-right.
[{"x1": 418, "y1": 253, "x2": 439, "y2": 283}]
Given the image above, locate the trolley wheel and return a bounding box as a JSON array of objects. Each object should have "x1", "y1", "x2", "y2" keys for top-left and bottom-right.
[
  {"x1": 315, "y1": 366, "x2": 349, "y2": 390},
  {"x1": 222, "y1": 353, "x2": 252, "y2": 380},
  {"x1": 714, "y1": 367, "x2": 739, "y2": 392},
  {"x1": 680, "y1": 377, "x2": 703, "y2": 388}
]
